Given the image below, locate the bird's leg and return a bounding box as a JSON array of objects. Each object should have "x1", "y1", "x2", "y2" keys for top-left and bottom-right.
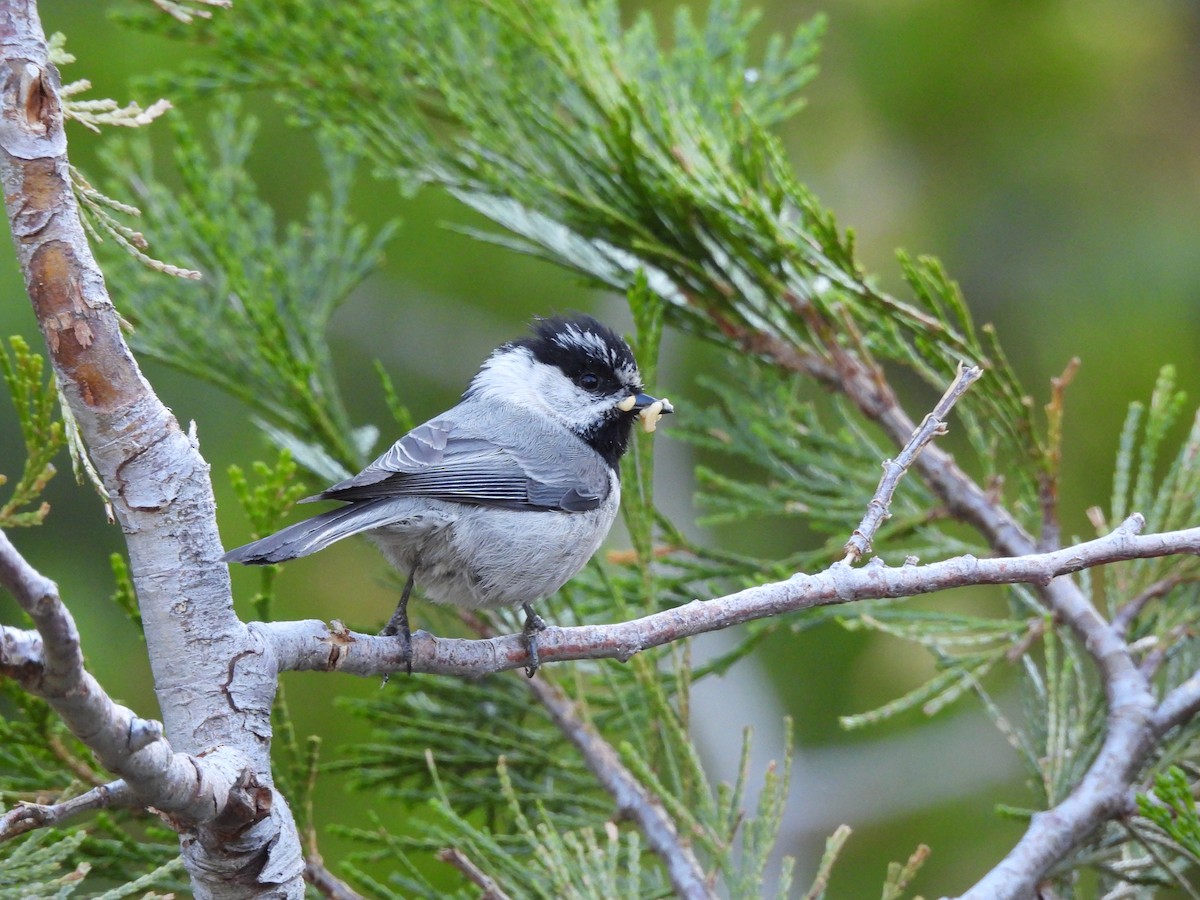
[
  {"x1": 381, "y1": 570, "x2": 417, "y2": 677},
  {"x1": 521, "y1": 602, "x2": 548, "y2": 678}
]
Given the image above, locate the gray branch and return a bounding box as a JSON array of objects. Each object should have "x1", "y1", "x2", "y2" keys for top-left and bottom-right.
[
  {"x1": 434, "y1": 848, "x2": 515, "y2": 900},
  {"x1": 0, "y1": 528, "x2": 254, "y2": 824},
  {"x1": 258, "y1": 512, "x2": 1200, "y2": 899},
  {"x1": 0, "y1": 779, "x2": 137, "y2": 841},
  {"x1": 843, "y1": 361, "x2": 983, "y2": 563},
  {"x1": 958, "y1": 575, "x2": 1156, "y2": 899},
  {"x1": 1154, "y1": 672, "x2": 1200, "y2": 737},
  {"x1": 260, "y1": 514, "x2": 1199, "y2": 677},
  {"x1": 303, "y1": 852, "x2": 366, "y2": 900},
  {"x1": 762, "y1": 299, "x2": 1188, "y2": 898}
]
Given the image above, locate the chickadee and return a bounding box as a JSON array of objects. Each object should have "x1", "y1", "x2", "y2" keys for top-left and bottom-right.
[{"x1": 222, "y1": 315, "x2": 672, "y2": 675}]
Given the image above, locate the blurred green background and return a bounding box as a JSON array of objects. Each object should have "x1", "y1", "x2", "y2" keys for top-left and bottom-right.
[{"x1": 2, "y1": 1, "x2": 1198, "y2": 895}]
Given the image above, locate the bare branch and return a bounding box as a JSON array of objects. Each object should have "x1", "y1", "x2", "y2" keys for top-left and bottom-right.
[
  {"x1": 435, "y1": 848, "x2": 515, "y2": 900},
  {"x1": 258, "y1": 509, "x2": 1199, "y2": 899},
  {"x1": 1137, "y1": 623, "x2": 1190, "y2": 679},
  {"x1": 1037, "y1": 357, "x2": 1081, "y2": 553},
  {"x1": 0, "y1": 779, "x2": 137, "y2": 842},
  {"x1": 261, "y1": 515, "x2": 1200, "y2": 678},
  {"x1": 0, "y1": 528, "x2": 260, "y2": 824},
  {"x1": 959, "y1": 712, "x2": 1154, "y2": 898},
  {"x1": 303, "y1": 852, "x2": 365, "y2": 900},
  {"x1": 0, "y1": 4, "x2": 1191, "y2": 897},
  {"x1": 48, "y1": 732, "x2": 106, "y2": 787},
  {"x1": 1112, "y1": 575, "x2": 1188, "y2": 637},
  {"x1": 740, "y1": 303, "x2": 1036, "y2": 559},
  {"x1": 1153, "y1": 672, "x2": 1200, "y2": 738},
  {"x1": 437, "y1": 612, "x2": 710, "y2": 899},
  {"x1": 750, "y1": 303, "x2": 1174, "y2": 898},
  {"x1": 524, "y1": 676, "x2": 714, "y2": 900},
  {"x1": 960, "y1": 576, "x2": 1155, "y2": 898},
  {"x1": 843, "y1": 361, "x2": 983, "y2": 563}
]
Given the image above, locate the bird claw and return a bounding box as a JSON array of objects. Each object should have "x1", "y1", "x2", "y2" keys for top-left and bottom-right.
[
  {"x1": 522, "y1": 602, "x2": 547, "y2": 678},
  {"x1": 380, "y1": 571, "x2": 416, "y2": 684},
  {"x1": 379, "y1": 615, "x2": 413, "y2": 683}
]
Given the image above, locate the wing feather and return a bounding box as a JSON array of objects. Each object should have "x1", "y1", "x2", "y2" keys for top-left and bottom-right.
[{"x1": 312, "y1": 418, "x2": 609, "y2": 512}]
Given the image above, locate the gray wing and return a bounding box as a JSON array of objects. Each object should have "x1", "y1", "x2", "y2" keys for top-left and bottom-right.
[{"x1": 310, "y1": 416, "x2": 610, "y2": 513}]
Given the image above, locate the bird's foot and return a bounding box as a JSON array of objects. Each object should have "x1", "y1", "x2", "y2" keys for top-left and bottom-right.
[
  {"x1": 381, "y1": 619, "x2": 415, "y2": 681},
  {"x1": 521, "y1": 602, "x2": 548, "y2": 678},
  {"x1": 379, "y1": 609, "x2": 413, "y2": 682}
]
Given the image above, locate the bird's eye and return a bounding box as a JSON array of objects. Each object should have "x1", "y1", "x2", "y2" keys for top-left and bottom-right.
[{"x1": 578, "y1": 372, "x2": 600, "y2": 390}]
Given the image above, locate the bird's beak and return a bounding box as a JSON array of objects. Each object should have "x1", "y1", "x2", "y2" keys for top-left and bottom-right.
[{"x1": 617, "y1": 392, "x2": 674, "y2": 433}]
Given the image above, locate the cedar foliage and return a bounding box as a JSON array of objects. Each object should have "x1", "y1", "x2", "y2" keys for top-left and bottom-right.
[{"x1": 2, "y1": 2, "x2": 1200, "y2": 896}]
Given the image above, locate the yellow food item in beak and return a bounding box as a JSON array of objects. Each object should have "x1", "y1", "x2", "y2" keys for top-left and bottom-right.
[{"x1": 639, "y1": 399, "x2": 666, "y2": 433}]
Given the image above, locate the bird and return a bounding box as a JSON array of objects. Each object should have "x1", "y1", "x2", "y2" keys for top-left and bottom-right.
[{"x1": 222, "y1": 314, "x2": 673, "y2": 676}]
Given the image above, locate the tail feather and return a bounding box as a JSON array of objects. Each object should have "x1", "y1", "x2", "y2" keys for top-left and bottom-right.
[{"x1": 222, "y1": 500, "x2": 398, "y2": 565}]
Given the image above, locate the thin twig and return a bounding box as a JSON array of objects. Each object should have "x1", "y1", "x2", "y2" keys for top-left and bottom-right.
[
  {"x1": 725, "y1": 306, "x2": 1037, "y2": 554},
  {"x1": 843, "y1": 361, "x2": 983, "y2": 563},
  {"x1": 1113, "y1": 576, "x2": 1188, "y2": 638},
  {"x1": 47, "y1": 732, "x2": 106, "y2": 787},
  {"x1": 523, "y1": 676, "x2": 714, "y2": 900},
  {"x1": 1138, "y1": 624, "x2": 1192, "y2": 679},
  {"x1": 1037, "y1": 357, "x2": 1081, "y2": 553},
  {"x1": 0, "y1": 779, "x2": 137, "y2": 842},
  {"x1": 303, "y1": 852, "x2": 366, "y2": 900},
  {"x1": 435, "y1": 848, "x2": 515, "y2": 900},
  {"x1": 1005, "y1": 617, "x2": 1048, "y2": 663}
]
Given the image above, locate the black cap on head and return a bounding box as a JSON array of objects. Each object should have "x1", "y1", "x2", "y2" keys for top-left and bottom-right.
[
  {"x1": 511, "y1": 315, "x2": 642, "y2": 392},
  {"x1": 510, "y1": 315, "x2": 647, "y2": 469}
]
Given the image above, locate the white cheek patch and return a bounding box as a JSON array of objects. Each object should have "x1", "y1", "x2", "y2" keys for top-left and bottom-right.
[
  {"x1": 639, "y1": 400, "x2": 665, "y2": 433},
  {"x1": 616, "y1": 395, "x2": 637, "y2": 412}
]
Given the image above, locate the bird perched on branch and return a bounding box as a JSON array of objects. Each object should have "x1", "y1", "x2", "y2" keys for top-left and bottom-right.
[{"x1": 222, "y1": 315, "x2": 672, "y2": 676}]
